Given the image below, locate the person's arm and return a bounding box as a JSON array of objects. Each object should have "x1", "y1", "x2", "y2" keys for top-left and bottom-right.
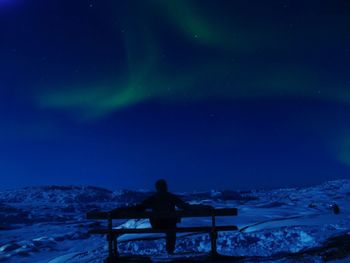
[
  {"x1": 173, "y1": 194, "x2": 191, "y2": 210},
  {"x1": 135, "y1": 195, "x2": 154, "y2": 211},
  {"x1": 173, "y1": 194, "x2": 214, "y2": 211},
  {"x1": 111, "y1": 195, "x2": 154, "y2": 214}
]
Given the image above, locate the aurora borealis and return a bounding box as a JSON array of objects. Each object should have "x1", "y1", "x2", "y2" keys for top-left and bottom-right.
[{"x1": 1, "y1": 0, "x2": 350, "y2": 190}]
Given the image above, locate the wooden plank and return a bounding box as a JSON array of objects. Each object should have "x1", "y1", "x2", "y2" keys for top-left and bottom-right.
[
  {"x1": 89, "y1": 225, "x2": 238, "y2": 235},
  {"x1": 86, "y1": 208, "x2": 237, "y2": 220}
]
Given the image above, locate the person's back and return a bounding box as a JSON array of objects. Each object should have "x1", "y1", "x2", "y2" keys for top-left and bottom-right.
[{"x1": 139, "y1": 191, "x2": 188, "y2": 213}]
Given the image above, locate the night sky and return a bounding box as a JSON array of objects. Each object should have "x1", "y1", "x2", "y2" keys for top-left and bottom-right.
[{"x1": 1, "y1": 0, "x2": 350, "y2": 191}]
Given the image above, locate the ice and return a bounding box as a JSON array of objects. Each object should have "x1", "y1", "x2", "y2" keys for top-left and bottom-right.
[{"x1": 1, "y1": 180, "x2": 350, "y2": 262}]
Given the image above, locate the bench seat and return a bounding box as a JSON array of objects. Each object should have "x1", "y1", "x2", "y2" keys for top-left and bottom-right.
[{"x1": 89, "y1": 225, "x2": 238, "y2": 235}]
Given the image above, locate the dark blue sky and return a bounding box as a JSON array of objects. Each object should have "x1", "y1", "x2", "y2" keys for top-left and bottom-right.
[{"x1": 1, "y1": 0, "x2": 350, "y2": 191}]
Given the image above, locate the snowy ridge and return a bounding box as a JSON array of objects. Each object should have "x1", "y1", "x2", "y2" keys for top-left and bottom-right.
[{"x1": 1, "y1": 180, "x2": 350, "y2": 262}]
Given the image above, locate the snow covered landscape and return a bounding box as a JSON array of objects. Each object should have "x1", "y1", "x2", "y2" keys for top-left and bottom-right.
[{"x1": 1, "y1": 180, "x2": 350, "y2": 262}]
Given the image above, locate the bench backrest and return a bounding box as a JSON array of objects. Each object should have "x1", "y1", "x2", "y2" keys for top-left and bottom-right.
[{"x1": 86, "y1": 208, "x2": 237, "y2": 220}]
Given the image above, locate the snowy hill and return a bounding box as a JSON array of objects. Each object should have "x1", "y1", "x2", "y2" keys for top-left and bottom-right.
[{"x1": 1, "y1": 180, "x2": 350, "y2": 262}]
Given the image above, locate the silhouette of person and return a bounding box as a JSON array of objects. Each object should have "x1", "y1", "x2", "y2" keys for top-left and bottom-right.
[{"x1": 136, "y1": 179, "x2": 190, "y2": 254}]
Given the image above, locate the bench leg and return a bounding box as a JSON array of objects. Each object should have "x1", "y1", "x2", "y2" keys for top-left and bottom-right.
[
  {"x1": 210, "y1": 231, "x2": 218, "y2": 257},
  {"x1": 106, "y1": 234, "x2": 119, "y2": 262},
  {"x1": 113, "y1": 235, "x2": 118, "y2": 257},
  {"x1": 107, "y1": 234, "x2": 113, "y2": 259}
]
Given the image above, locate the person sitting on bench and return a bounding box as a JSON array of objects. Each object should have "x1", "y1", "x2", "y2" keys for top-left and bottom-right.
[{"x1": 135, "y1": 179, "x2": 190, "y2": 254}]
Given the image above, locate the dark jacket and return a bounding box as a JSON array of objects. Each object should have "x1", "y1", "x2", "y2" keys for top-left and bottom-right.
[
  {"x1": 137, "y1": 192, "x2": 189, "y2": 225},
  {"x1": 138, "y1": 192, "x2": 189, "y2": 212}
]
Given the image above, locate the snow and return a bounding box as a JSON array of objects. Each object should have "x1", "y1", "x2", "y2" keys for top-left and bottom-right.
[{"x1": 1, "y1": 180, "x2": 350, "y2": 262}]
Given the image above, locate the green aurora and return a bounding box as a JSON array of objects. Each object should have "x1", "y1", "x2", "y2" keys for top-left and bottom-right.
[{"x1": 37, "y1": 0, "x2": 350, "y2": 119}]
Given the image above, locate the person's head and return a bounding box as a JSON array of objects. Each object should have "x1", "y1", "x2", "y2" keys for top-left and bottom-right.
[{"x1": 155, "y1": 179, "x2": 168, "y2": 193}]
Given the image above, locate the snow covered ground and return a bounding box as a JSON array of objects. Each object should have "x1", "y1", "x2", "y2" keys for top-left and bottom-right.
[{"x1": 1, "y1": 181, "x2": 350, "y2": 262}]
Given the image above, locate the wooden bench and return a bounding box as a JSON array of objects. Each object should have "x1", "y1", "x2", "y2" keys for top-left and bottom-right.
[{"x1": 86, "y1": 207, "x2": 238, "y2": 260}]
